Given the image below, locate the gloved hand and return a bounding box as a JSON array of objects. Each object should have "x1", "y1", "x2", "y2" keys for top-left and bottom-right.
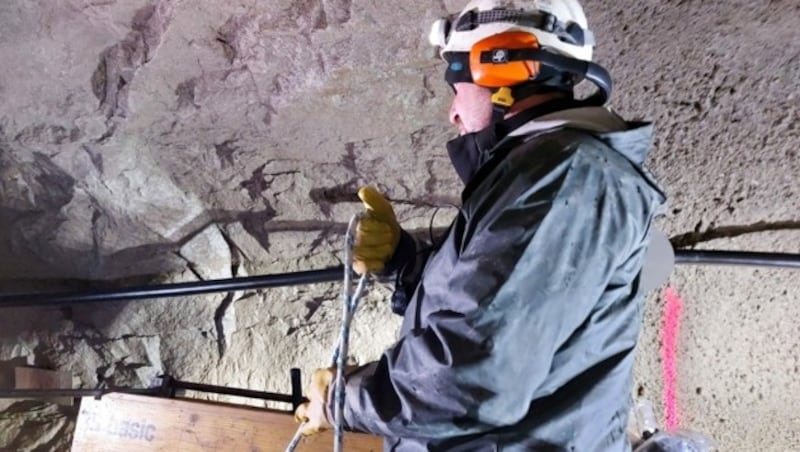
[
  {"x1": 294, "y1": 367, "x2": 335, "y2": 436},
  {"x1": 353, "y1": 186, "x2": 401, "y2": 275}
]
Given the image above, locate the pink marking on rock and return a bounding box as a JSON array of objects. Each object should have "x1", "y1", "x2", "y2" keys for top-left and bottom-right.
[{"x1": 662, "y1": 286, "x2": 684, "y2": 431}]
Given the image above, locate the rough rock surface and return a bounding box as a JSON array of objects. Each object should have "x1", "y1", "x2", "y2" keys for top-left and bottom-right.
[{"x1": 0, "y1": 0, "x2": 798, "y2": 450}]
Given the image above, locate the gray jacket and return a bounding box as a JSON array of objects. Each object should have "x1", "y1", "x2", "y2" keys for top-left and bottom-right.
[{"x1": 335, "y1": 109, "x2": 666, "y2": 451}]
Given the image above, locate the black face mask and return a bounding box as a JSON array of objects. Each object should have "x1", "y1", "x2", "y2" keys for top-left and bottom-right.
[
  {"x1": 446, "y1": 125, "x2": 500, "y2": 184},
  {"x1": 445, "y1": 97, "x2": 589, "y2": 185}
]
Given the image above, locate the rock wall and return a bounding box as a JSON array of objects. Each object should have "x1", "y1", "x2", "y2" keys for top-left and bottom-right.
[{"x1": 1, "y1": 0, "x2": 798, "y2": 450}]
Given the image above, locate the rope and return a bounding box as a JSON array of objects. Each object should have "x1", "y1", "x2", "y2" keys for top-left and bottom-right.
[
  {"x1": 286, "y1": 215, "x2": 369, "y2": 452},
  {"x1": 285, "y1": 423, "x2": 304, "y2": 451}
]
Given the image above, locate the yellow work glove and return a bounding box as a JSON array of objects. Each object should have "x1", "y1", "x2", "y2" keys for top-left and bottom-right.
[
  {"x1": 294, "y1": 368, "x2": 335, "y2": 436},
  {"x1": 353, "y1": 186, "x2": 401, "y2": 275}
]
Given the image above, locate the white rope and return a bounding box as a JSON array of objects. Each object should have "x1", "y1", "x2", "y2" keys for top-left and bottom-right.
[{"x1": 286, "y1": 215, "x2": 368, "y2": 452}]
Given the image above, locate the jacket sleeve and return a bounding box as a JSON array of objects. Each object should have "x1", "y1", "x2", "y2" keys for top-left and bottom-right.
[{"x1": 336, "y1": 143, "x2": 654, "y2": 439}]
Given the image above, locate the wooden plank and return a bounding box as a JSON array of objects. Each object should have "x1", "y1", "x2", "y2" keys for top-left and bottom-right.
[
  {"x1": 71, "y1": 392, "x2": 383, "y2": 452},
  {"x1": 14, "y1": 367, "x2": 73, "y2": 406}
]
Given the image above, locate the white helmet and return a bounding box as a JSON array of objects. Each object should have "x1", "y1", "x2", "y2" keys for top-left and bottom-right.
[
  {"x1": 429, "y1": 0, "x2": 595, "y2": 62},
  {"x1": 428, "y1": 0, "x2": 611, "y2": 105}
]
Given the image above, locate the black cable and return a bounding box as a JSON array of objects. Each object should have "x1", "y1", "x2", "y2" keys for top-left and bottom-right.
[
  {"x1": 0, "y1": 250, "x2": 798, "y2": 309},
  {"x1": 0, "y1": 267, "x2": 343, "y2": 308},
  {"x1": 674, "y1": 250, "x2": 800, "y2": 269}
]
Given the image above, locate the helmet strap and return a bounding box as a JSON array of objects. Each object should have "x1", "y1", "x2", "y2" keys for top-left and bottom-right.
[
  {"x1": 490, "y1": 87, "x2": 514, "y2": 123},
  {"x1": 489, "y1": 82, "x2": 577, "y2": 123}
]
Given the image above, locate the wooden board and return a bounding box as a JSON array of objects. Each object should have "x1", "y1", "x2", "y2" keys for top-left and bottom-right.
[
  {"x1": 71, "y1": 392, "x2": 383, "y2": 452},
  {"x1": 14, "y1": 366, "x2": 73, "y2": 405}
]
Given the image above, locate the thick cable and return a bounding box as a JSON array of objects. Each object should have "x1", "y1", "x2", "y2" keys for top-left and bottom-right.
[
  {"x1": 0, "y1": 268, "x2": 342, "y2": 308},
  {"x1": 673, "y1": 250, "x2": 800, "y2": 269},
  {"x1": 3, "y1": 251, "x2": 798, "y2": 309}
]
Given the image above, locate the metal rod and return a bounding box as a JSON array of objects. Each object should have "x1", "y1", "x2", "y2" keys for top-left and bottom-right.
[
  {"x1": 1, "y1": 250, "x2": 799, "y2": 309},
  {"x1": 172, "y1": 380, "x2": 294, "y2": 404},
  {"x1": 0, "y1": 383, "x2": 296, "y2": 404},
  {"x1": 0, "y1": 388, "x2": 156, "y2": 399},
  {"x1": 290, "y1": 368, "x2": 303, "y2": 411},
  {"x1": 0, "y1": 388, "x2": 102, "y2": 399}
]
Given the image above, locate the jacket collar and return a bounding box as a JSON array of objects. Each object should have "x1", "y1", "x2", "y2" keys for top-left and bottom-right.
[{"x1": 452, "y1": 105, "x2": 656, "y2": 202}]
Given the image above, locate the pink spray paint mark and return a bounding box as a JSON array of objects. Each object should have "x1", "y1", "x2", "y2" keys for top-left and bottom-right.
[{"x1": 661, "y1": 286, "x2": 683, "y2": 431}]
